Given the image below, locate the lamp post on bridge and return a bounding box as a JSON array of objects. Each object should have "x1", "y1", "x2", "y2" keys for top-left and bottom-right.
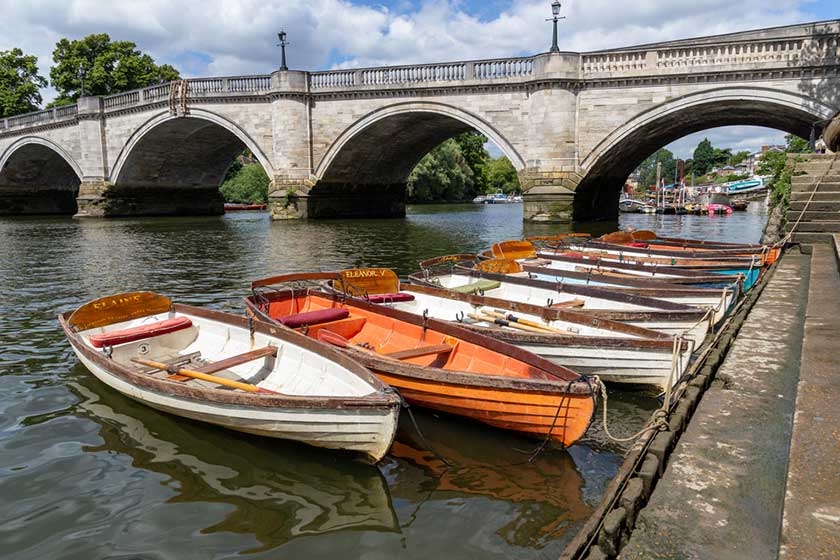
[
  {"x1": 547, "y1": 1, "x2": 565, "y2": 53},
  {"x1": 277, "y1": 30, "x2": 289, "y2": 71},
  {"x1": 80, "y1": 67, "x2": 87, "y2": 97}
]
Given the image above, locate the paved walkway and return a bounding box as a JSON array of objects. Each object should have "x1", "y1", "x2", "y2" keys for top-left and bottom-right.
[
  {"x1": 779, "y1": 241, "x2": 840, "y2": 559},
  {"x1": 620, "y1": 252, "x2": 811, "y2": 560}
]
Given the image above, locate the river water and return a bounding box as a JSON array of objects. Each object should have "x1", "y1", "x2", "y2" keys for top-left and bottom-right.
[{"x1": 0, "y1": 203, "x2": 767, "y2": 560}]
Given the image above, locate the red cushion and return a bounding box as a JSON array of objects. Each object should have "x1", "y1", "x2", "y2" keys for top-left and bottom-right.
[
  {"x1": 627, "y1": 242, "x2": 648, "y2": 248},
  {"x1": 89, "y1": 317, "x2": 193, "y2": 348},
  {"x1": 367, "y1": 292, "x2": 415, "y2": 304},
  {"x1": 279, "y1": 308, "x2": 349, "y2": 328}
]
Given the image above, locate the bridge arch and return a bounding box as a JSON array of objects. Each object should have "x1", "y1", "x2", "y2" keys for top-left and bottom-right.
[
  {"x1": 307, "y1": 102, "x2": 524, "y2": 217},
  {"x1": 574, "y1": 87, "x2": 838, "y2": 220},
  {"x1": 0, "y1": 137, "x2": 83, "y2": 214},
  {"x1": 107, "y1": 109, "x2": 275, "y2": 215}
]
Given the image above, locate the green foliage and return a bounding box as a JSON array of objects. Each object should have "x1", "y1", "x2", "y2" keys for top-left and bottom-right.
[
  {"x1": 0, "y1": 48, "x2": 47, "y2": 117},
  {"x1": 637, "y1": 148, "x2": 676, "y2": 187},
  {"x1": 48, "y1": 33, "x2": 180, "y2": 106},
  {"x1": 487, "y1": 156, "x2": 521, "y2": 193},
  {"x1": 712, "y1": 147, "x2": 732, "y2": 167},
  {"x1": 407, "y1": 139, "x2": 474, "y2": 202},
  {"x1": 692, "y1": 138, "x2": 716, "y2": 176},
  {"x1": 785, "y1": 134, "x2": 810, "y2": 153},
  {"x1": 454, "y1": 131, "x2": 490, "y2": 195},
  {"x1": 728, "y1": 150, "x2": 751, "y2": 166},
  {"x1": 219, "y1": 163, "x2": 270, "y2": 204}
]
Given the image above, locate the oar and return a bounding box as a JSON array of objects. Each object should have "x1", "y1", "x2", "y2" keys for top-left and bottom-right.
[
  {"x1": 132, "y1": 358, "x2": 278, "y2": 394},
  {"x1": 467, "y1": 312, "x2": 551, "y2": 334},
  {"x1": 481, "y1": 309, "x2": 567, "y2": 334}
]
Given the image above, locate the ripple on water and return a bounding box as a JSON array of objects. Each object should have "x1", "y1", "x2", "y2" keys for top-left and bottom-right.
[{"x1": 0, "y1": 206, "x2": 768, "y2": 559}]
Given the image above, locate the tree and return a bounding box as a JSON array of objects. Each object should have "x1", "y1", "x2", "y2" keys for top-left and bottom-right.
[
  {"x1": 712, "y1": 147, "x2": 732, "y2": 167},
  {"x1": 0, "y1": 48, "x2": 47, "y2": 117},
  {"x1": 692, "y1": 138, "x2": 715, "y2": 176},
  {"x1": 728, "y1": 150, "x2": 751, "y2": 166},
  {"x1": 636, "y1": 148, "x2": 676, "y2": 187},
  {"x1": 49, "y1": 34, "x2": 180, "y2": 106},
  {"x1": 407, "y1": 139, "x2": 474, "y2": 202},
  {"x1": 219, "y1": 163, "x2": 270, "y2": 204},
  {"x1": 487, "y1": 157, "x2": 520, "y2": 193},
  {"x1": 454, "y1": 131, "x2": 490, "y2": 197},
  {"x1": 785, "y1": 134, "x2": 810, "y2": 153}
]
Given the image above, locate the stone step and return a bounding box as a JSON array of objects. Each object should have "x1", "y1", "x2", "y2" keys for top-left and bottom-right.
[
  {"x1": 791, "y1": 175, "x2": 840, "y2": 185},
  {"x1": 789, "y1": 200, "x2": 840, "y2": 212},
  {"x1": 796, "y1": 162, "x2": 835, "y2": 172},
  {"x1": 799, "y1": 153, "x2": 839, "y2": 160},
  {"x1": 790, "y1": 232, "x2": 837, "y2": 244},
  {"x1": 786, "y1": 220, "x2": 840, "y2": 233},
  {"x1": 786, "y1": 210, "x2": 840, "y2": 222},
  {"x1": 791, "y1": 181, "x2": 840, "y2": 192},
  {"x1": 790, "y1": 191, "x2": 840, "y2": 201}
]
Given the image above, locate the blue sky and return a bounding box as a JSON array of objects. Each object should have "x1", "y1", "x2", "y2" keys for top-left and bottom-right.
[{"x1": 1, "y1": 0, "x2": 838, "y2": 158}]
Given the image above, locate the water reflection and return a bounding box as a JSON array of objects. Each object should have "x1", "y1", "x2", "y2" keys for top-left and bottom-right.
[
  {"x1": 70, "y1": 372, "x2": 399, "y2": 554},
  {"x1": 0, "y1": 204, "x2": 768, "y2": 559}
]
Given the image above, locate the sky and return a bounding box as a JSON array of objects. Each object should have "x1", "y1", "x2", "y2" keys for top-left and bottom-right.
[{"x1": 2, "y1": 0, "x2": 838, "y2": 158}]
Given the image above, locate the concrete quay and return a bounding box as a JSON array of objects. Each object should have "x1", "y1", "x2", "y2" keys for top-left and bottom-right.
[{"x1": 617, "y1": 243, "x2": 840, "y2": 560}]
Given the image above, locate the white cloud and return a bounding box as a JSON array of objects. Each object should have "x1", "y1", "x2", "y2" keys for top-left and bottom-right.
[
  {"x1": 666, "y1": 126, "x2": 789, "y2": 159},
  {"x1": 0, "y1": 0, "x2": 830, "y2": 154}
]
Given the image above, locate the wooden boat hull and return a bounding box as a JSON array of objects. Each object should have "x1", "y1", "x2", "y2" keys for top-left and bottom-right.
[
  {"x1": 409, "y1": 268, "x2": 711, "y2": 343},
  {"x1": 59, "y1": 298, "x2": 400, "y2": 463},
  {"x1": 244, "y1": 283, "x2": 597, "y2": 448},
  {"x1": 324, "y1": 275, "x2": 693, "y2": 390}
]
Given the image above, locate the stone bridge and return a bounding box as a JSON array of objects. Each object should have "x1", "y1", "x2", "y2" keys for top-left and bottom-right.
[{"x1": 1, "y1": 20, "x2": 838, "y2": 223}]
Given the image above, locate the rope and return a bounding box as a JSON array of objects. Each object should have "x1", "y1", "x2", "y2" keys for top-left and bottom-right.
[
  {"x1": 512, "y1": 377, "x2": 577, "y2": 463},
  {"x1": 777, "y1": 154, "x2": 838, "y2": 246},
  {"x1": 597, "y1": 335, "x2": 685, "y2": 443},
  {"x1": 391, "y1": 388, "x2": 452, "y2": 467}
]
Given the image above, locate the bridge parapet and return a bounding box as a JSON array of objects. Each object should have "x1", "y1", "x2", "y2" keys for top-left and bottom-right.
[
  {"x1": 582, "y1": 31, "x2": 839, "y2": 78},
  {"x1": 308, "y1": 56, "x2": 535, "y2": 91},
  {"x1": 1, "y1": 104, "x2": 78, "y2": 132}
]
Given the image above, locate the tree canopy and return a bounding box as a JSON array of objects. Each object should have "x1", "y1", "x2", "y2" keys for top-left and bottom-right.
[
  {"x1": 220, "y1": 162, "x2": 270, "y2": 204},
  {"x1": 454, "y1": 131, "x2": 490, "y2": 194},
  {"x1": 49, "y1": 33, "x2": 179, "y2": 106},
  {"x1": 408, "y1": 139, "x2": 475, "y2": 202},
  {"x1": 637, "y1": 148, "x2": 677, "y2": 187},
  {"x1": 0, "y1": 48, "x2": 47, "y2": 118},
  {"x1": 487, "y1": 157, "x2": 520, "y2": 194},
  {"x1": 692, "y1": 138, "x2": 716, "y2": 176}
]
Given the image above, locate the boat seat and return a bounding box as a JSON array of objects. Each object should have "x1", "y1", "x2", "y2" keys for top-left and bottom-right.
[
  {"x1": 153, "y1": 346, "x2": 278, "y2": 383},
  {"x1": 367, "y1": 292, "x2": 415, "y2": 304},
  {"x1": 89, "y1": 317, "x2": 193, "y2": 348},
  {"x1": 450, "y1": 279, "x2": 501, "y2": 294},
  {"x1": 385, "y1": 344, "x2": 454, "y2": 361},
  {"x1": 280, "y1": 308, "x2": 349, "y2": 328}
]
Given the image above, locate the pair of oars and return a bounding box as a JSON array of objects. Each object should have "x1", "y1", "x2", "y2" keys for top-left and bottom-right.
[
  {"x1": 132, "y1": 357, "x2": 279, "y2": 394},
  {"x1": 469, "y1": 309, "x2": 569, "y2": 335}
]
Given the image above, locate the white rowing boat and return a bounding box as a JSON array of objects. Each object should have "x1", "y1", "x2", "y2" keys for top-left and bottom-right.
[
  {"x1": 59, "y1": 291, "x2": 400, "y2": 462},
  {"x1": 331, "y1": 269, "x2": 693, "y2": 390}
]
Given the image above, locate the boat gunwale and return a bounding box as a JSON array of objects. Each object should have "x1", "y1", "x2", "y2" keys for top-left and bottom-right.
[
  {"x1": 518, "y1": 264, "x2": 737, "y2": 295},
  {"x1": 243, "y1": 288, "x2": 597, "y2": 396},
  {"x1": 532, "y1": 252, "x2": 749, "y2": 280},
  {"x1": 412, "y1": 267, "x2": 702, "y2": 312},
  {"x1": 561, "y1": 239, "x2": 768, "y2": 259},
  {"x1": 58, "y1": 305, "x2": 401, "y2": 410},
  {"x1": 329, "y1": 278, "x2": 676, "y2": 342}
]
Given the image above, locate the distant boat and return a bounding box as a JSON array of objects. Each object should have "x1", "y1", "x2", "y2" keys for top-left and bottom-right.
[
  {"x1": 725, "y1": 177, "x2": 767, "y2": 195},
  {"x1": 619, "y1": 198, "x2": 646, "y2": 213},
  {"x1": 472, "y1": 195, "x2": 488, "y2": 204},
  {"x1": 224, "y1": 203, "x2": 267, "y2": 211}
]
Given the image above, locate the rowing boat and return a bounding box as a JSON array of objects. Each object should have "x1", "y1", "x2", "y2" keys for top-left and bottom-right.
[
  {"x1": 327, "y1": 268, "x2": 693, "y2": 390},
  {"x1": 59, "y1": 291, "x2": 400, "y2": 462},
  {"x1": 245, "y1": 274, "x2": 598, "y2": 447},
  {"x1": 598, "y1": 230, "x2": 782, "y2": 264},
  {"x1": 410, "y1": 256, "x2": 712, "y2": 341}
]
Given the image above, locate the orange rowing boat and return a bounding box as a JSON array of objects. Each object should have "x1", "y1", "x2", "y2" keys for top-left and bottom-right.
[{"x1": 245, "y1": 273, "x2": 598, "y2": 447}]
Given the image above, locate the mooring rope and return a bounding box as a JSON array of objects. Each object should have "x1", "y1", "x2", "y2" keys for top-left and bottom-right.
[{"x1": 597, "y1": 335, "x2": 684, "y2": 443}]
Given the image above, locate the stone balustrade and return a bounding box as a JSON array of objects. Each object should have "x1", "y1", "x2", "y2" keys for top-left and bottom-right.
[
  {"x1": 1, "y1": 105, "x2": 78, "y2": 131},
  {"x1": 2, "y1": 24, "x2": 837, "y2": 131}
]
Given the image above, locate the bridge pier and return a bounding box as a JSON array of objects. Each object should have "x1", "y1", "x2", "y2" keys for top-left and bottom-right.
[
  {"x1": 75, "y1": 182, "x2": 224, "y2": 218},
  {"x1": 269, "y1": 181, "x2": 406, "y2": 220},
  {"x1": 520, "y1": 170, "x2": 580, "y2": 224}
]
